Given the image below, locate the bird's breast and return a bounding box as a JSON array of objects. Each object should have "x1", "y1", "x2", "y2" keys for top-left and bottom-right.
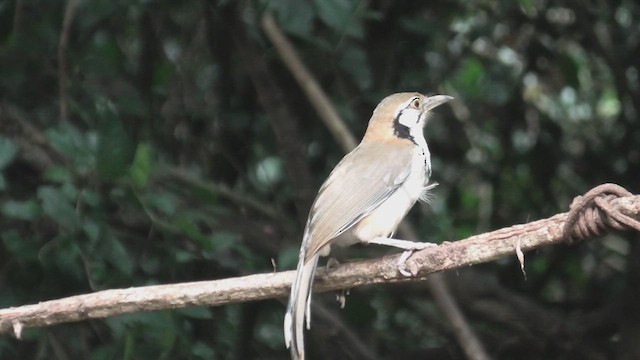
[{"x1": 351, "y1": 145, "x2": 430, "y2": 241}]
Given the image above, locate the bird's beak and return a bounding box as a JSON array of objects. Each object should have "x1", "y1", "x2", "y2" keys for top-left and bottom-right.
[{"x1": 422, "y1": 95, "x2": 453, "y2": 112}]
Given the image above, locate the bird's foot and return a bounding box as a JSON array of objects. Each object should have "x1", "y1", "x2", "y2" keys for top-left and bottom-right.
[
  {"x1": 397, "y1": 242, "x2": 437, "y2": 277},
  {"x1": 366, "y1": 237, "x2": 437, "y2": 277},
  {"x1": 325, "y1": 257, "x2": 340, "y2": 272}
]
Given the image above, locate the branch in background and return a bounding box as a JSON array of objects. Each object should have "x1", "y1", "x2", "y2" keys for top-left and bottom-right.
[
  {"x1": 1, "y1": 188, "x2": 637, "y2": 338},
  {"x1": 159, "y1": 167, "x2": 284, "y2": 222},
  {"x1": 0, "y1": 103, "x2": 70, "y2": 172},
  {"x1": 314, "y1": 303, "x2": 380, "y2": 360},
  {"x1": 12, "y1": 0, "x2": 25, "y2": 36},
  {"x1": 58, "y1": 0, "x2": 79, "y2": 122},
  {"x1": 230, "y1": 12, "x2": 316, "y2": 221},
  {"x1": 399, "y1": 220, "x2": 492, "y2": 360},
  {"x1": 260, "y1": 13, "x2": 358, "y2": 151},
  {"x1": 427, "y1": 275, "x2": 492, "y2": 360}
]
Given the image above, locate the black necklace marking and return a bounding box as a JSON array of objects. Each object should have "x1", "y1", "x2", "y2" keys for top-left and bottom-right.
[{"x1": 393, "y1": 110, "x2": 416, "y2": 144}]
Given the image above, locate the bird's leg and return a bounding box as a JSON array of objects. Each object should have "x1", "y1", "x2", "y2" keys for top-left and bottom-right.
[
  {"x1": 324, "y1": 258, "x2": 350, "y2": 307},
  {"x1": 368, "y1": 237, "x2": 437, "y2": 277},
  {"x1": 367, "y1": 237, "x2": 435, "y2": 250}
]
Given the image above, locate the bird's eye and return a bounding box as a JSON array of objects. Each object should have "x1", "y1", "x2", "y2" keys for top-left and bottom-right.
[{"x1": 410, "y1": 98, "x2": 421, "y2": 109}]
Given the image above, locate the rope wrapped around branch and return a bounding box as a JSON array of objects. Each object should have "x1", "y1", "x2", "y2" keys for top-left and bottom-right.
[{"x1": 563, "y1": 183, "x2": 640, "y2": 242}]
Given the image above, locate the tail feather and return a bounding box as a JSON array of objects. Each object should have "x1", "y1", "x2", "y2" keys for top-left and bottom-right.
[{"x1": 284, "y1": 253, "x2": 320, "y2": 360}]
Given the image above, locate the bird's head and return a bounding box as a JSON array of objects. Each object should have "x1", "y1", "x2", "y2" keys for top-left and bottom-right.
[{"x1": 362, "y1": 92, "x2": 452, "y2": 144}]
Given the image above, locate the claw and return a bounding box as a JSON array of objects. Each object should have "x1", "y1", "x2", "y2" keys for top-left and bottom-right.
[
  {"x1": 397, "y1": 243, "x2": 438, "y2": 277},
  {"x1": 397, "y1": 250, "x2": 414, "y2": 277},
  {"x1": 325, "y1": 257, "x2": 340, "y2": 272}
]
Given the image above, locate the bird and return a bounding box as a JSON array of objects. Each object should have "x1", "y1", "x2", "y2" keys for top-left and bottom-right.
[{"x1": 283, "y1": 92, "x2": 452, "y2": 360}]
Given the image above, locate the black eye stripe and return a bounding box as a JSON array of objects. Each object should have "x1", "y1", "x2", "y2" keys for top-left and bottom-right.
[{"x1": 393, "y1": 109, "x2": 417, "y2": 145}]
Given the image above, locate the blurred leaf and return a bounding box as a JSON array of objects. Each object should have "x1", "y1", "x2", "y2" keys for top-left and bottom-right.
[
  {"x1": 559, "y1": 54, "x2": 580, "y2": 89},
  {"x1": 2, "y1": 230, "x2": 39, "y2": 262},
  {"x1": 451, "y1": 57, "x2": 485, "y2": 98},
  {"x1": 175, "y1": 249, "x2": 195, "y2": 263},
  {"x1": 176, "y1": 306, "x2": 212, "y2": 320},
  {"x1": 255, "y1": 156, "x2": 284, "y2": 187},
  {"x1": 1, "y1": 199, "x2": 42, "y2": 220},
  {"x1": 37, "y1": 186, "x2": 80, "y2": 229},
  {"x1": 83, "y1": 218, "x2": 101, "y2": 243},
  {"x1": 270, "y1": 0, "x2": 315, "y2": 37},
  {"x1": 174, "y1": 217, "x2": 208, "y2": 243},
  {"x1": 339, "y1": 46, "x2": 372, "y2": 90},
  {"x1": 91, "y1": 344, "x2": 120, "y2": 360},
  {"x1": 597, "y1": 87, "x2": 621, "y2": 119},
  {"x1": 96, "y1": 103, "x2": 135, "y2": 180},
  {"x1": 81, "y1": 189, "x2": 102, "y2": 208},
  {"x1": 153, "y1": 60, "x2": 174, "y2": 93},
  {"x1": 47, "y1": 122, "x2": 94, "y2": 171},
  {"x1": 105, "y1": 234, "x2": 134, "y2": 276},
  {"x1": 209, "y1": 231, "x2": 237, "y2": 252},
  {"x1": 278, "y1": 245, "x2": 300, "y2": 269},
  {"x1": 313, "y1": 0, "x2": 363, "y2": 38},
  {"x1": 43, "y1": 166, "x2": 74, "y2": 184},
  {"x1": 117, "y1": 85, "x2": 147, "y2": 117},
  {"x1": 190, "y1": 342, "x2": 216, "y2": 359},
  {"x1": 130, "y1": 143, "x2": 153, "y2": 188},
  {"x1": 147, "y1": 192, "x2": 178, "y2": 216},
  {"x1": 0, "y1": 136, "x2": 18, "y2": 170},
  {"x1": 39, "y1": 234, "x2": 84, "y2": 281},
  {"x1": 105, "y1": 312, "x2": 177, "y2": 358}
]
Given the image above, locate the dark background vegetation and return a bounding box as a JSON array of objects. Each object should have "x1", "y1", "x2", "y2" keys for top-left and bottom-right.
[{"x1": 1, "y1": 0, "x2": 639, "y2": 359}]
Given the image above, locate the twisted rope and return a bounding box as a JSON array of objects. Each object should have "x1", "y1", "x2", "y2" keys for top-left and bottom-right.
[{"x1": 563, "y1": 183, "x2": 640, "y2": 242}]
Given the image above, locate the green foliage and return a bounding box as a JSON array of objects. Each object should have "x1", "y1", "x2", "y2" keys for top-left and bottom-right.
[
  {"x1": 1, "y1": 0, "x2": 639, "y2": 359},
  {"x1": 96, "y1": 106, "x2": 136, "y2": 180},
  {"x1": 130, "y1": 143, "x2": 153, "y2": 188},
  {"x1": 0, "y1": 137, "x2": 18, "y2": 170}
]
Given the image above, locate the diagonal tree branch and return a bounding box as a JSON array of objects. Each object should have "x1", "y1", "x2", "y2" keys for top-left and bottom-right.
[
  {"x1": 231, "y1": 11, "x2": 316, "y2": 221},
  {"x1": 58, "y1": 0, "x2": 80, "y2": 123},
  {"x1": 1, "y1": 191, "x2": 638, "y2": 338},
  {"x1": 260, "y1": 13, "x2": 358, "y2": 151}
]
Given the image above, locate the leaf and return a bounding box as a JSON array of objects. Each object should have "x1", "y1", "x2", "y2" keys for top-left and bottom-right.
[
  {"x1": 105, "y1": 234, "x2": 134, "y2": 276},
  {"x1": 176, "y1": 307, "x2": 212, "y2": 320},
  {"x1": 191, "y1": 342, "x2": 216, "y2": 359},
  {"x1": 46, "y1": 122, "x2": 94, "y2": 171},
  {"x1": 269, "y1": 0, "x2": 315, "y2": 37},
  {"x1": 2, "y1": 230, "x2": 39, "y2": 262},
  {"x1": 451, "y1": 57, "x2": 485, "y2": 98},
  {"x1": 209, "y1": 231, "x2": 237, "y2": 252},
  {"x1": 96, "y1": 104, "x2": 136, "y2": 180},
  {"x1": 39, "y1": 233, "x2": 84, "y2": 280},
  {"x1": 313, "y1": 0, "x2": 364, "y2": 38},
  {"x1": 255, "y1": 156, "x2": 283, "y2": 187},
  {"x1": 0, "y1": 137, "x2": 18, "y2": 170},
  {"x1": 37, "y1": 186, "x2": 80, "y2": 229},
  {"x1": 174, "y1": 217, "x2": 208, "y2": 244},
  {"x1": 129, "y1": 143, "x2": 153, "y2": 188},
  {"x1": 339, "y1": 46, "x2": 372, "y2": 90},
  {"x1": 1, "y1": 199, "x2": 42, "y2": 220},
  {"x1": 43, "y1": 166, "x2": 74, "y2": 184},
  {"x1": 148, "y1": 192, "x2": 178, "y2": 216}
]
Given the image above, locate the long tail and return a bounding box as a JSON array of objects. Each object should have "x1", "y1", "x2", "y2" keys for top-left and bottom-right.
[{"x1": 284, "y1": 252, "x2": 320, "y2": 360}]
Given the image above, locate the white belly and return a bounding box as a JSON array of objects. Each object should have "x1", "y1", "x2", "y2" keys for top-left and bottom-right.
[{"x1": 351, "y1": 146, "x2": 430, "y2": 241}]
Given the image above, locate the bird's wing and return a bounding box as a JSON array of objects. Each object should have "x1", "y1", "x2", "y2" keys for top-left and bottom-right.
[{"x1": 303, "y1": 142, "x2": 415, "y2": 259}]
